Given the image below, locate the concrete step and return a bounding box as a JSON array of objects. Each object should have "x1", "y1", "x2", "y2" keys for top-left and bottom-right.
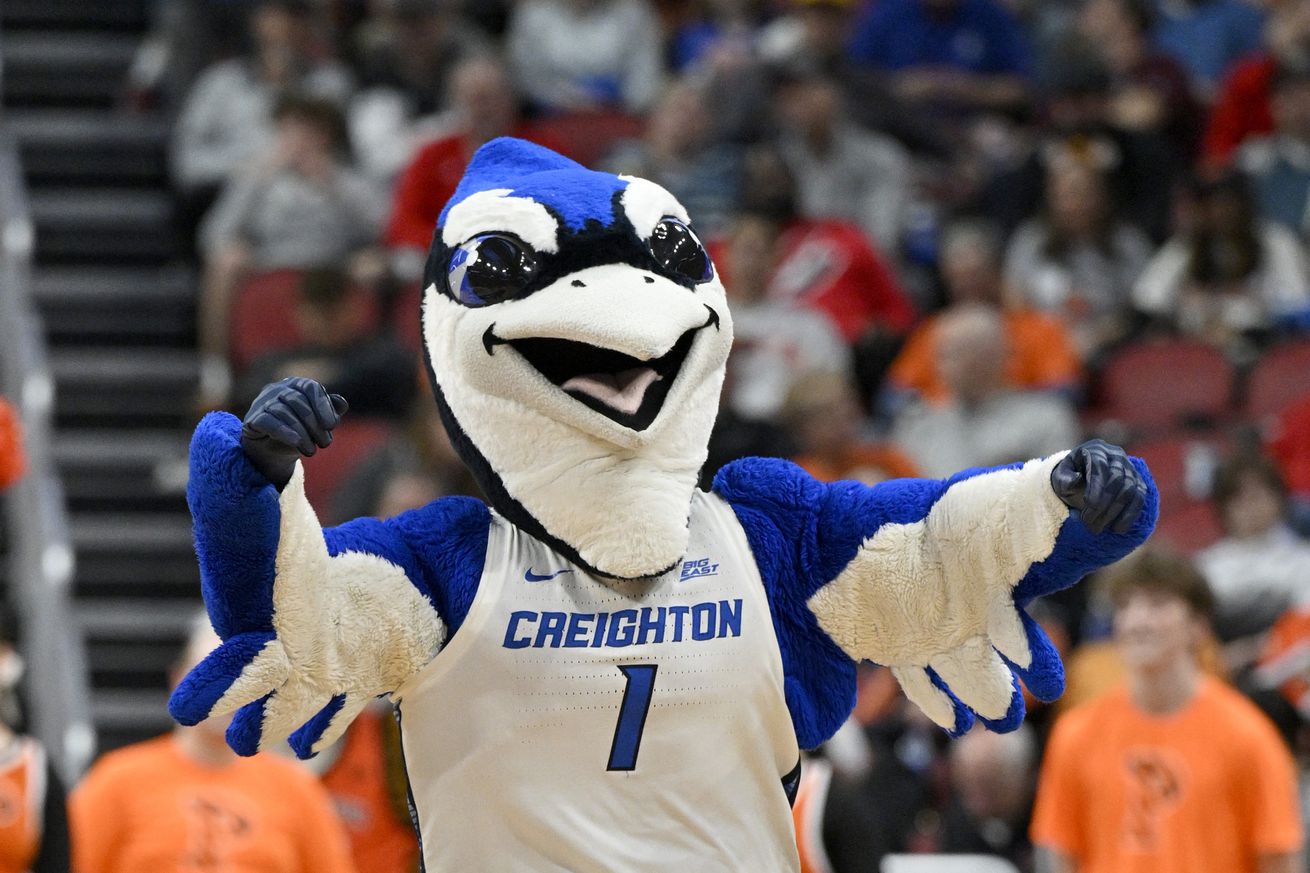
[
  {"x1": 9, "y1": 109, "x2": 168, "y2": 186},
  {"x1": 29, "y1": 187, "x2": 178, "y2": 264},
  {"x1": 1, "y1": 31, "x2": 138, "y2": 109},
  {"x1": 50, "y1": 347, "x2": 199, "y2": 428},
  {"x1": 54, "y1": 429, "x2": 190, "y2": 512},
  {"x1": 34, "y1": 266, "x2": 195, "y2": 347},
  {"x1": 77, "y1": 597, "x2": 198, "y2": 642},
  {"x1": 69, "y1": 512, "x2": 199, "y2": 599},
  {"x1": 1, "y1": 1, "x2": 151, "y2": 32}
]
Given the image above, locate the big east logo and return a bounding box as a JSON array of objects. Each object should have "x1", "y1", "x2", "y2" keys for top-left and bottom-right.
[{"x1": 680, "y1": 557, "x2": 719, "y2": 581}]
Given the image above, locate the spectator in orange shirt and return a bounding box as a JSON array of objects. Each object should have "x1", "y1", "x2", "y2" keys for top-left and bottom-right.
[
  {"x1": 0, "y1": 605, "x2": 68, "y2": 873},
  {"x1": 70, "y1": 617, "x2": 357, "y2": 873},
  {"x1": 0, "y1": 398, "x2": 25, "y2": 491},
  {"x1": 886, "y1": 219, "x2": 1082, "y2": 411},
  {"x1": 316, "y1": 704, "x2": 419, "y2": 873},
  {"x1": 1031, "y1": 549, "x2": 1304, "y2": 873}
]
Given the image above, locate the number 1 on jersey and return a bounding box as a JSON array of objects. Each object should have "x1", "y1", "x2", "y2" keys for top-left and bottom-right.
[{"x1": 607, "y1": 664, "x2": 658, "y2": 771}]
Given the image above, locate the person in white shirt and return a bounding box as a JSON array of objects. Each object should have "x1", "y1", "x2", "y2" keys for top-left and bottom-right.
[
  {"x1": 1198, "y1": 453, "x2": 1310, "y2": 640},
  {"x1": 506, "y1": 0, "x2": 665, "y2": 113}
]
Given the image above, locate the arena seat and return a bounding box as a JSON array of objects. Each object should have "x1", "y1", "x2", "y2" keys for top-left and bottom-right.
[
  {"x1": 1152, "y1": 500, "x2": 1224, "y2": 554},
  {"x1": 228, "y1": 270, "x2": 306, "y2": 372},
  {"x1": 301, "y1": 417, "x2": 395, "y2": 521},
  {"x1": 1092, "y1": 340, "x2": 1235, "y2": 433},
  {"x1": 1245, "y1": 339, "x2": 1310, "y2": 420},
  {"x1": 228, "y1": 270, "x2": 381, "y2": 372},
  {"x1": 391, "y1": 280, "x2": 424, "y2": 354},
  {"x1": 1127, "y1": 431, "x2": 1233, "y2": 510}
]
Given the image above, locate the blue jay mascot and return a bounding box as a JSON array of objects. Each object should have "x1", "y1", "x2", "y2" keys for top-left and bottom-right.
[{"x1": 171, "y1": 138, "x2": 1156, "y2": 871}]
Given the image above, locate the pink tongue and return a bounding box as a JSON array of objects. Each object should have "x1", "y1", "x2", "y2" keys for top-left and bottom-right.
[{"x1": 561, "y1": 367, "x2": 662, "y2": 415}]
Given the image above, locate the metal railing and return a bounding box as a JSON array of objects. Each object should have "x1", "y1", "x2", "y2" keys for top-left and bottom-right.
[{"x1": 0, "y1": 127, "x2": 96, "y2": 781}]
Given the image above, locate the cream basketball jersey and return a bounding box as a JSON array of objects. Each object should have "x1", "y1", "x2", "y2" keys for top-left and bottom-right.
[{"x1": 393, "y1": 489, "x2": 802, "y2": 872}]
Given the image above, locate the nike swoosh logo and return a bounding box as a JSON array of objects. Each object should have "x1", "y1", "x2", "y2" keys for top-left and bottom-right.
[{"x1": 524, "y1": 568, "x2": 572, "y2": 583}]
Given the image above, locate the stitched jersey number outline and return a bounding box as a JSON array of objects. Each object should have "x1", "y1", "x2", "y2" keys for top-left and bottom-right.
[{"x1": 607, "y1": 664, "x2": 658, "y2": 771}]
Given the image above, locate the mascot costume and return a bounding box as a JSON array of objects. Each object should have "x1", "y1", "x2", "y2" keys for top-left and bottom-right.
[{"x1": 171, "y1": 138, "x2": 1157, "y2": 871}]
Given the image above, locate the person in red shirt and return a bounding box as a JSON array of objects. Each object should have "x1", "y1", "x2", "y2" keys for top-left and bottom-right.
[
  {"x1": 385, "y1": 55, "x2": 563, "y2": 258},
  {"x1": 710, "y1": 146, "x2": 916, "y2": 346},
  {"x1": 1202, "y1": 3, "x2": 1310, "y2": 167}
]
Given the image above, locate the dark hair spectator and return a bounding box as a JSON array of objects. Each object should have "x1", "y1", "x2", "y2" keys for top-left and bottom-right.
[
  {"x1": 1075, "y1": 0, "x2": 1203, "y2": 162},
  {"x1": 236, "y1": 268, "x2": 416, "y2": 422},
  {"x1": 771, "y1": 69, "x2": 912, "y2": 253},
  {"x1": 1003, "y1": 158, "x2": 1153, "y2": 358},
  {"x1": 604, "y1": 78, "x2": 743, "y2": 238},
  {"x1": 982, "y1": 44, "x2": 1176, "y2": 243},
  {"x1": 1132, "y1": 171, "x2": 1310, "y2": 351},
  {"x1": 1198, "y1": 453, "x2": 1310, "y2": 642}
]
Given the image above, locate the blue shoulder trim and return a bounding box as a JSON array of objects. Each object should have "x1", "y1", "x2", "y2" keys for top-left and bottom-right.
[
  {"x1": 323, "y1": 498, "x2": 491, "y2": 637},
  {"x1": 389, "y1": 497, "x2": 491, "y2": 636},
  {"x1": 713, "y1": 457, "x2": 855, "y2": 750}
]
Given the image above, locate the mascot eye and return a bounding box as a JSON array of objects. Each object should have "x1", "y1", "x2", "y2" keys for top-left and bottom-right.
[
  {"x1": 447, "y1": 234, "x2": 540, "y2": 306},
  {"x1": 649, "y1": 218, "x2": 712, "y2": 284}
]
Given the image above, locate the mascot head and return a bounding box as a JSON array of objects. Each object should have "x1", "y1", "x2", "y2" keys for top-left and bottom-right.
[{"x1": 421, "y1": 138, "x2": 734, "y2": 580}]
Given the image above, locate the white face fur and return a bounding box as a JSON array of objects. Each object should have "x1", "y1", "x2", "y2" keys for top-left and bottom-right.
[{"x1": 423, "y1": 179, "x2": 735, "y2": 579}]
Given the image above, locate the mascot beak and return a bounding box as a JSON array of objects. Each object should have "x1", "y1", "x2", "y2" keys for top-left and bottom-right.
[{"x1": 472, "y1": 263, "x2": 724, "y2": 432}]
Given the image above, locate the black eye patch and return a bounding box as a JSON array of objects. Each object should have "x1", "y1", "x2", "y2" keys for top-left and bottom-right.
[
  {"x1": 427, "y1": 194, "x2": 710, "y2": 308},
  {"x1": 447, "y1": 234, "x2": 541, "y2": 307}
]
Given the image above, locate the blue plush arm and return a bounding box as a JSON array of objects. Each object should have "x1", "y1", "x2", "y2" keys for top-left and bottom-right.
[
  {"x1": 169, "y1": 412, "x2": 488, "y2": 758},
  {"x1": 716, "y1": 450, "x2": 1157, "y2": 745}
]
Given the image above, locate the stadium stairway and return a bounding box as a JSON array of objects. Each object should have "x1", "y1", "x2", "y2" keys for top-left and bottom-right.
[{"x1": 3, "y1": 1, "x2": 201, "y2": 751}]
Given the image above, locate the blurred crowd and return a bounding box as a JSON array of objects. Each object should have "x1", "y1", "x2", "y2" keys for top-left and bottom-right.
[{"x1": 10, "y1": 0, "x2": 1310, "y2": 870}]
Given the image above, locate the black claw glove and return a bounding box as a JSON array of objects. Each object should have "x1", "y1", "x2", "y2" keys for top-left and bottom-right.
[
  {"x1": 1050, "y1": 439, "x2": 1147, "y2": 535},
  {"x1": 240, "y1": 377, "x2": 348, "y2": 489}
]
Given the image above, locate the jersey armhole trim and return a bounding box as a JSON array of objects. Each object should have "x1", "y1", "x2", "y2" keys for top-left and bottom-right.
[{"x1": 392, "y1": 513, "x2": 507, "y2": 704}]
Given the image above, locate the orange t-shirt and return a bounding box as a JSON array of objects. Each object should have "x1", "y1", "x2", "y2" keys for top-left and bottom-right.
[
  {"x1": 70, "y1": 735, "x2": 357, "y2": 873},
  {"x1": 888, "y1": 309, "x2": 1082, "y2": 405},
  {"x1": 0, "y1": 398, "x2": 25, "y2": 491},
  {"x1": 320, "y1": 708, "x2": 419, "y2": 873},
  {"x1": 1031, "y1": 677, "x2": 1303, "y2": 873},
  {"x1": 0, "y1": 738, "x2": 46, "y2": 873},
  {"x1": 793, "y1": 445, "x2": 919, "y2": 485}
]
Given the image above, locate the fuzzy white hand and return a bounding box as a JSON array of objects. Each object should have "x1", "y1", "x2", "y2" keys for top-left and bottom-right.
[
  {"x1": 171, "y1": 463, "x2": 444, "y2": 757},
  {"x1": 807, "y1": 456, "x2": 1074, "y2": 733}
]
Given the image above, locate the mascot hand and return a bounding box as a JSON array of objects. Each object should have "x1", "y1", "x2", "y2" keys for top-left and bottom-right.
[
  {"x1": 240, "y1": 377, "x2": 348, "y2": 488},
  {"x1": 1050, "y1": 439, "x2": 1147, "y2": 534}
]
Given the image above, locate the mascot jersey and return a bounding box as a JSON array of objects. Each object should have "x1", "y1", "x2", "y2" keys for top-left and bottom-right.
[{"x1": 171, "y1": 138, "x2": 1158, "y2": 872}]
